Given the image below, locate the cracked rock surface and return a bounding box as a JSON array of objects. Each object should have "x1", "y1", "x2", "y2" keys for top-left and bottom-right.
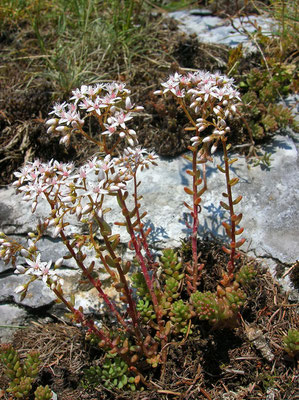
[
  {"x1": 0, "y1": 132, "x2": 298, "y2": 342},
  {"x1": 168, "y1": 9, "x2": 275, "y2": 49}
]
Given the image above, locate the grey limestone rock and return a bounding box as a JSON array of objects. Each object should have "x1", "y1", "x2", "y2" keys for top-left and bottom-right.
[{"x1": 0, "y1": 304, "x2": 28, "y2": 343}]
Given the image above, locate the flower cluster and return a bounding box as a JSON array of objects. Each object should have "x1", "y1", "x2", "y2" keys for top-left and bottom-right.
[
  {"x1": 154, "y1": 71, "x2": 241, "y2": 152},
  {"x1": 0, "y1": 232, "x2": 64, "y2": 296},
  {"x1": 14, "y1": 252, "x2": 64, "y2": 291},
  {"x1": 46, "y1": 82, "x2": 144, "y2": 147},
  {"x1": 115, "y1": 146, "x2": 158, "y2": 173}
]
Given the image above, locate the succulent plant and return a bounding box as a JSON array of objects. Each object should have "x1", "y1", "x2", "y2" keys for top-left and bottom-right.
[
  {"x1": 136, "y1": 298, "x2": 156, "y2": 322},
  {"x1": 170, "y1": 299, "x2": 192, "y2": 334},
  {"x1": 0, "y1": 343, "x2": 51, "y2": 399},
  {"x1": 160, "y1": 248, "x2": 184, "y2": 281},
  {"x1": 236, "y1": 264, "x2": 257, "y2": 285},
  {"x1": 283, "y1": 328, "x2": 299, "y2": 358},
  {"x1": 34, "y1": 385, "x2": 53, "y2": 400},
  {"x1": 83, "y1": 354, "x2": 138, "y2": 391},
  {"x1": 132, "y1": 271, "x2": 150, "y2": 299},
  {"x1": 191, "y1": 290, "x2": 220, "y2": 323},
  {"x1": 164, "y1": 276, "x2": 180, "y2": 301},
  {"x1": 191, "y1": 282, "x2": 246, "y2": 326}
]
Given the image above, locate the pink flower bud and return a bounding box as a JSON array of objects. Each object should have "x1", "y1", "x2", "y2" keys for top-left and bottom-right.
[
  {"x1": 56, "y1": 126, "x2": 69, "y2": 132},
  {"x1": 46, "y1": 118, "x2": 58, "y2": 126},
  {"x1": 211, "y1": 143, "x2": 218, "y2": 154},
  {"x1": 125, "y1": 97, "x2": 132, "y2": 110},
  {"x1": 127, "y1": 137, "x2": 135, "y2": 147},
  {"x1": 15, "y1": 285, "x2": 25, "y2": 294},
  {"x1": 82, "y1": 204, "x2": 93, "y2": 214},
  {"x1": 55, "y1": 258, "x2": 63, "y2": 268},
  {"x1": 15, "y1": 265, "x2": 26, "y2": 274},
  {"x1": 47, "y1": 126, "x2": 56, "y2": 134},
  {"x1": 53, "y1": 225, "x2": 63, "y2": 237},
  {"x1": 21, "y1": 249, "x2": 29, "y2": 257},
  {"x1": 197, "y1": 125, "x2": 206, "y2": 132}
]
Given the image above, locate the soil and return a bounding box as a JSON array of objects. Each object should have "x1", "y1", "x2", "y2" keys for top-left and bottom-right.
[{"x1": 0, "y1": 3, "x2": 298, "y2": 400}]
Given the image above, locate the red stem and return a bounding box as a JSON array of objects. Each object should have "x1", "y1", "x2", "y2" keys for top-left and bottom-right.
[
  {"x1": 221, "y1": 138, "x2": 236, "y2": 276},
  {"x1": 132, "y1": 173, "x2": 154, "y2": 265},
  {"x1": 117, "y1": 191, "x2": 162, "y2": 324},
  {"x1": 58, "y1": 229, "x2": 131, "y2": 333},
  {"x1": 191, "y1": 147, "x2": 199, "y2": 289}
]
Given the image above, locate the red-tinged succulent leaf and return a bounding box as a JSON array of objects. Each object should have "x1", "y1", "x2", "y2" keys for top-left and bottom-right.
[
  {"x1": 222, "y1": 192, "x2": 229, "y2": 197},
  {"x1": 87, "y1": 261, "x2": 95, "y2": 273},
  {"x1": 123, "y1": 191, "x2": 129, "y2": 201},
  {"x1": 183, "y1": 201, "x2": 193, "y2": 210},
  {"x1": 99, "y1": 217, "x2": 112, "y2": 235},
  {"x1": 229, "y1": 177, "x2": 239, "y2": 186},
  {"x1": 105, "y1": 255, "x2": 116, "y2": 268},
  {"x1": 231, "y1": 213, "x2": 242, "y2": 224},
  {"x1": 120, "y1": 346, "x2": 129, "y2": 354},
  {"x1": 111, "y1": 237, "x2": 120, "y2": 250},
  {"x1": 233, "y1": 195, "x2": 242, "y2": 205},
  {"x1": 235, "y1": 238, "x2": 246, "y2": 248},
  {"x1": 222, "y1": 246, "x2": 232, "y2": 254},
  {"x1": 195, "y1": 178, "x2": 202, "y2": 186},
  {"x1": 129, "y1": 207, "x2": 138, "y2": 218},
  {"x1": 108, "y1": 234, "x2": 120, "y2": 242},
  {"x1": 194, "y1": 196, "x2": 202, "y2": 206},
  {"x1": 217, "y1": 165, "x2": 226, "y2": 173},
  {"x1": 197, "y1": 186, "x2": 207, "y2": 197},
  {"x1": 235, "y1": 227, "x2": 244, "y2": 235},
  {"x1": 121, "y1": 207, "x2": 130, "y2": 217},
  {"x1": 132, "y1": 219, "x2": 140, "y2": 228},
  {"x1": 186, "y1": 169, "x2": 195, "y2": 176},
  {"x1": 184, "y1": 187, "x2": 194, "y2": 196},
  {"x1": 123, "y1": 261, "x2": 131, "y2": 274},
  {"x1": 114, "y1": 221, "x2": 127, "y2": 226},
  {"x1": 222, "y1": 222, "x2": 231, "y2": 231},
  {"x1": 225, "y1": 230, "x2": 232, "y2": 239},
  {"x1": 220, "y1": 201, "x2": 230, "y2": 210},
  {"x1": 139, "y1": 211, "x2": 147, "y2": 219},
  {"x1": 183, "y1": 154, "x2": 193, "y2": 162}
]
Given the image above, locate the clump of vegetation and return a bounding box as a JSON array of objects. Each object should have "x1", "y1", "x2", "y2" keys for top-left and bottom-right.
[
  {"x1": 83, "y1": 353, "x2": 140, "y2": 391},
  {"x1": 0, "y1": 0, "x2": 162, "y2": 95},
  {"x1": 283, "y1": 328, "x2": 299, "y2": 359},
  {"x1": 226, "y1": 0, "x2": 298, "y2": 151},
  {"x1": 0, "y1": 343, "x2": 52, "y2": 399}
]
